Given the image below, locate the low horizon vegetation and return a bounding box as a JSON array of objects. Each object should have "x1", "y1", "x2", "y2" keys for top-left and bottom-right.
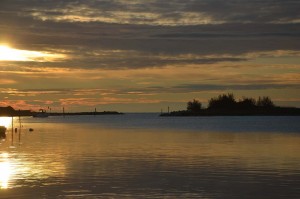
[
  {"x1": 187, "y1": 93, "x2": 276, "y2": 112},
  {"x1": 160, "y1": 93, "x2": 300, "y2": 116}
]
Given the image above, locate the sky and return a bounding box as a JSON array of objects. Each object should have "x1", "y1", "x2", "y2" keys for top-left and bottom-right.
[{"x1": 0, "y1": 0, "x2": 299, "y2": 112}]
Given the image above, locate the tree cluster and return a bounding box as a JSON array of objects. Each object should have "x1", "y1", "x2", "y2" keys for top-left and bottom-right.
[
  {"x1": 187, "y1": 99, "x2": 202, "y2": 112},
  {"x1": 186, "y1": 94, "x2": 276, "y2": 112}
]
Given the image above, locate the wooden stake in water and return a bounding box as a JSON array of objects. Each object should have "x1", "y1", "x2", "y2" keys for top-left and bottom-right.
[
  {"x1": 11, "y1": 116, "x2": 14, "y2": 144},
  {"x1": 19, "y1": 113, "x2": 21, "y2": 143}
]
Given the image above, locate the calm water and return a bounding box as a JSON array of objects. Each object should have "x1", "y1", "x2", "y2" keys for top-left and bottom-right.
[{"x1": 0, "y1": 114, "x2": 300, "y2": 198}]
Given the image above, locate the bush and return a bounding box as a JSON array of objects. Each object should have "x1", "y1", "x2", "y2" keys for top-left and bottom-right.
[
  {"x1": 237, "y1": 97, "x2": 256, "y2": 109},
  {"x1": 208, "y1": 93, "x2": 236, "y2": 109},
  {"x1": 187, "y1": 99, "x2": 202, "y2": 112},
  {"x1": 257, "y1": 96, "x2": 275, "y2": 108}
]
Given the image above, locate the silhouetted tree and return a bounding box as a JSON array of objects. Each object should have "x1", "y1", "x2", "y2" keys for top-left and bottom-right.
[
  {"x1": 237, "y1": 97, "x2": 256, "y2": 109},
  {"x1": 187, "y1": 99, "x2": 202, "y2": 112},
  {"x1": 257, "y1": 96, "x2": 275, "y2": 108},
  {"x1": 208, "y1": 93, "x2": 236, "y2": 109}
]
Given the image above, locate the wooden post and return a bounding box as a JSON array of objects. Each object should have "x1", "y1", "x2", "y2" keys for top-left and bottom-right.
[
  {"x1": 19, "y1": 111, "x2": 21, "y2": 143},
  {"x1": 11, "y1": 116, "x2": 14, "y2": 144}
]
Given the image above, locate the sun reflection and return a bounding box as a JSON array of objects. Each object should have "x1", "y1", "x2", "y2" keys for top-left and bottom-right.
[
  {"x1": 0, "y1": 151, "x2": 67, "y2": 190},
  {"x1": 0, "y1": 44, "x2": 65, "y2": 62},
  {"x1": 0, "y1": 153, "x2": 13, "y2": 189},
  {"x1": 0, "y1": 117, "x2": 12, "y2": 128}
]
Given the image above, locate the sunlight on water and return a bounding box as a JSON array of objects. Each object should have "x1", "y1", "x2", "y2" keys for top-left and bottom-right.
[
  {"x1": 0, "y1": 151, "x2": 67, "y2": 191},
  {"x1": 0, "y1": 153, "x2": 13, "y2": 189},
  {"x1": 0, "y1": 117, "x2": 12, "y2": 128}
]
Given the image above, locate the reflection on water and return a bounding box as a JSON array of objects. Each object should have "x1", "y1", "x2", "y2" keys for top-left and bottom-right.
[
  {"x1": 0, "y1": 152, "x2": 66, "y2": 190},
  {"x1": 0, "y1": 115, "x2": 300, "y2": 198},
  {"x1": 0, "y1": 153, "x2": 12, "y2": 189}
]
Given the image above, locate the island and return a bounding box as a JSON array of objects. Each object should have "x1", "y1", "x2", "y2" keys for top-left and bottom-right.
[{"x1": 161, "y1": 93, "x2": 300, "y2": 116}]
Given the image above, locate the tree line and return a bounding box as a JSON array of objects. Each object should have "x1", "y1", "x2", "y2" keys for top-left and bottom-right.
[
  {"x1": 161, "y1": 93, "x2": 300, "y2": 116},
  {"x1": 187, "y1": 93, "x2": 275, "y2": 112}
]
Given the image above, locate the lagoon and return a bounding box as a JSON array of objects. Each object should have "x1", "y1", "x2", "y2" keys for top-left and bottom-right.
[{"x1": 0, "y1": 114, "x2": 300, "y2": 198}]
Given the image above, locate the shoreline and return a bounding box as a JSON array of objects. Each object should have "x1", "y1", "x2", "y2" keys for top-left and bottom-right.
[
  {"x1": 160, "y1": 107, "x2": 300, "y2": 117},
  {"x1": 0, "y1": 107, "x2": 123, "y2": 117}
]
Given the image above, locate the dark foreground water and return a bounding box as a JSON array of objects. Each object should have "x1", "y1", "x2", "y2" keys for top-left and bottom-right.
[{"x1": 0, "y1": 114, "x2": 300, "y2": 198}]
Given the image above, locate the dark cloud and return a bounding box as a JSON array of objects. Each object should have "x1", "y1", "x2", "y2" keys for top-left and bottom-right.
[
  {"x1": 0, "y1": 0, "x2": 299, "y2": 70},
  {"x1": 4, "y1": 83, "x2": 299, "y2": 97},
  {"x1": 184, "y1": 0, "x2": 299, "y2": 23},
  {"x1": 114, "y1": 83, "x2": 300, "y2": 95},
  {"x1": 1, "y1": 0, "x2": 299, "y2": 25},
  {"x1": 154, "y1": 31, "x2": 300, "y2": 39},
  {"x1": 173, "y1": 83, "x2": 300, "y2": 92}
]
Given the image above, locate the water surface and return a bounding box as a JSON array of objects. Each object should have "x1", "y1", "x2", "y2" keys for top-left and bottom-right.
[{"x1": 0, "y1": 114, "x2": 300, "y2": 198}]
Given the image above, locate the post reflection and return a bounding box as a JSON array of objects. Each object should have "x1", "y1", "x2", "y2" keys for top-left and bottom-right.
[{"x1": 0, "y1": 153, "x2": 13, "y2": 189}]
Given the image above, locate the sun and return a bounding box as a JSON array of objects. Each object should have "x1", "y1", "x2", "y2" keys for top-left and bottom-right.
[
  {"x1": 0, "y1": 44, "x2": 65, "y2": 62},
  {"x1": 0, "y1": 117, "x2": 12, "y2": 128},
  {"x1": 0, "y1": 45, "x2": 29, "y2": 61}
]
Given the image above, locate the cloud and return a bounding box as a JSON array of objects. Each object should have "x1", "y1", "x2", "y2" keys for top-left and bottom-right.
[
  {"x1": 112, "y1": 83, "x2": 300, "y2": 96},
  {"x1": 0, "y1": 79, "x2": 16, "y2": 85},
  {"x1": 1, "y1": 80, "x2": 299, "y2": 111},
  {"x1": 183, "y1": 0, "x2": 300, "y2": 24},
  {"x1": 0, "y1": 88, "x2": 73, "y2": 96},
  {"x1": 173, "y1": 83, "x2": 300, "y2": 93},
  {"x1": 59, "y1": 97, "x2": 161, "y2": 107},
  {"x1": 154, "y1": 32, "x2": 300, "y2": 39},
  {"x1": 0, "y1": 0, "x2": 299, "y2": 109},
  {"x1": 0, "y1": 99, "x2": 48, "y2": 110},
  {"x1": 2, "y1": 47, "x2": 299, "y2": 71},
  {"x1": 1, "y1": 0, "x2": 299, "y2": 71},
  {"x1": 3, "y1": 0, "x2": 298, "y2": 25}
]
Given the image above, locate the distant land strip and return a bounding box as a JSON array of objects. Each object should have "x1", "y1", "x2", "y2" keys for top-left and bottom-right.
[
  {"x1": 0, "y1": 106, "x2": 123, "y2": 117},
  {"x1": 49, "y1": 111, "x2": 123, "y2": 116},
  {"x1": 161, "y1": 93, "x2": 300, "y2": 116}
]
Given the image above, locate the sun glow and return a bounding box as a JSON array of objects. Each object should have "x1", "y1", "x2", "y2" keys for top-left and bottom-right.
[
  {"x1": 0, "y1": 45, "x2": 65, "y2": 62},
  {"x1": 0, "y1": 117, "x2": 12, "y2": 128}
]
